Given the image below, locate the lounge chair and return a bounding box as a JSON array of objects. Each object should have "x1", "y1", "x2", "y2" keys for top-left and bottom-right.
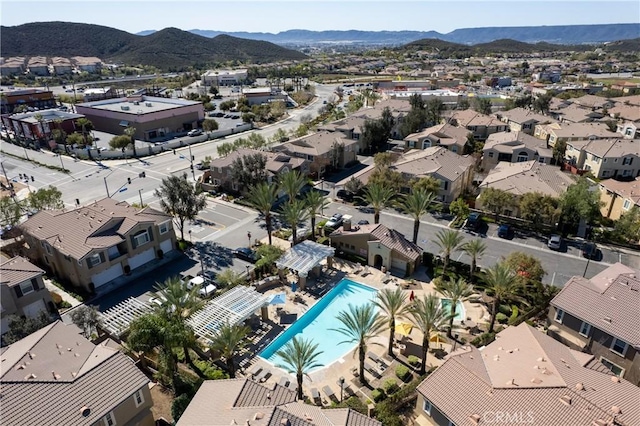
[
  {"x1": 364, "y1": 362, "x2": 382, "y2": 379},
  {"x1": 322, "y1": 385, "x2": 336, "y2": 400},
  {"x1": 255, "y1": 368, "x2": 271, "y2": 383},
  {"x1": 278, "y1": 376, "x2": 289, "y2": 387},
  {"x1": 247, "y1": 364, "x2": 262, "y2": 378},
  {"x1": 310, "y1": 388, "x2": 320, "y2": 402},
  {"x1": 362, "y1": 266, "x2": 370, "y2": 276},
  {"x1": 382, "y1": 272, "x2": 392, "y2": 283},
  {"x1": 286, "y1": 379, "x2": 297, "y2": 392},
  {"x1": 366, "y1": 351, "x2": 388, "y2": 369}
]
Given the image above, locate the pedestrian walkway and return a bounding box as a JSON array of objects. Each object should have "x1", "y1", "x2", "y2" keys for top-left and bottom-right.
[{"x1": 44, "y1": 278, "x2": 83, "y2": 308}]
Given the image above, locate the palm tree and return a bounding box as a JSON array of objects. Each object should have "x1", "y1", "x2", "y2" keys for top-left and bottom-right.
[
  {"x1": 247, "y1": 182, "x2": 279, "y2": 245},
  {"x1": 461, "y1": 239, "x2": 486, "y2": 282},
  {"x1": 409, "y1": 294, "x2": 451, "y2": 375},
  {"x1": 361, "y1": 182, "x2": 395, "y2": 224},
  {"x1": 331, "y1": 303, "x2": 386, "y2": 385},
  {"x1": 304, "y1": 190, "x2": 328, "y2": 240},
  {"x1": 433, "y1": 229, "x2": 465, "y2": 276},
  {"x1": 124, "y1": 126, "x2": 137, "y2": 158},
  {"x1": 484, "y1": 263, "x2": 526, "y2": 333},
  {"x1": 279, "y1": 170, "x2": 306, "y2": 204},
  {"x1": 75, "y1": 117, "x2": 93, "y2": 147},
  {"x1": 402, "y1": 189, "x2": 437, "y2": 244},
  {"x1": 275, "y1": 336, "x2": 323, "y2": 400},
  {"x1": 279, "y1": 199, "x2": 309, "y2": 245},
  {"x1": 435, "y1": 277, "x2": 475, "y2": 338},
  {"x1": 209, "y1": 322, "x2": 250, "y2": 378},
  {"x1": 375, "y1": 287, "x2": 410, "y2": 357}
]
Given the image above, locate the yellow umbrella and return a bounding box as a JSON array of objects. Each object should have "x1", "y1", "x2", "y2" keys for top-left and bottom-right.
[
  {"x1": 395, "y1": 323, "x2": 413, "y2": 337},
  {"x1": 429, "y1": 333, "x2": 448, "y2": 345}
]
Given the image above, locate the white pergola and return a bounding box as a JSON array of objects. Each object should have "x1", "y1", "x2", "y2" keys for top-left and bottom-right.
[
  {"x1": 275, "y1": 240, "x2": 336, "y2": 275},
  {"x1": 187, "y1": 286, "x2": 271, "y2": 344},
  {"x1": 99, "y1": 297, "x2": 155, "y2": 338}
]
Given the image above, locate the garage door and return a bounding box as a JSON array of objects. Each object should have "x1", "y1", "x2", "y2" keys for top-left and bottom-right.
[
  {"x1": 391, "y1": 257, "x2": 407, "y2": 274},
  {"x1": 91, "y1": 263, "x2": 124, "y2": 288},
  {"x1": 128, "y1": 248, "x2": 155, "y2": 270},
  {"x1": 22, "y1": 299, "x2": 47, "y2": 319},
  {"x1": 160, "y1": 239, "x2": 173, "y2": 254}
]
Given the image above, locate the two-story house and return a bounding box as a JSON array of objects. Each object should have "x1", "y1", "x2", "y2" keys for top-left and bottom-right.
[
  {"x1": 564, "y1": 138, "x2": 640, "y2": 179},
  {"x1": 482, "y1": 131, "x2": 553, "y2": 170},
  {"x1": 414, "y1": 323, "x2": 640, "y2": 426},
  {"x1": 1, "y1": 256, "x2": 55, "y2": 337},
  {"x1": 0, "y1": 321, "x2": 154, "y2": 426},
  {"x1": 534, "y1": 122, "x2": 618, "y2": 147},
  {"x1": 403, "y1": 123, "x2": 471, "y2": 154},
  {"x1": 494, "y1": 108, "x2": 553, "y2": 135},
  {"x1": 20, "y1": 198, "x2": 176, "y2": 294},
  {"x1": 599, "y1": 177, "x2": 640, "y2": 220},
  {"x1": 273, "y1": 131, "x2": 359, "y2": 178},
  {"x1": 205, "y1": 148, "x2": 309, "y2": 193},
  {"x1": 547, "y1": 263, "x2": 640, "y2": 386},
  {"x1": 448, "y1": 109, "x2": 509, "y2": 141}
]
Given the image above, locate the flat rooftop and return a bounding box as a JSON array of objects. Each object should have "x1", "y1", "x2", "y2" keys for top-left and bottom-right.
[
  {"x1": 76, "y1": 96, "x2": 201, "y2": 115},
  {"x1": 11, "y1": 109, "x2": 84, "y2": 123}
]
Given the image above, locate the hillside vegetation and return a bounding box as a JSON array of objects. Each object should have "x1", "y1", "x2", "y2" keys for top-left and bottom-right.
[{"x1": 1, "y1": 22, "x2": 307, "y2": 70}]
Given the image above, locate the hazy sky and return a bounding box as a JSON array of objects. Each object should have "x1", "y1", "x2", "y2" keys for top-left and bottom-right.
[{"x1": 2, "y1": 0, "x2": 639, "y2": 34}]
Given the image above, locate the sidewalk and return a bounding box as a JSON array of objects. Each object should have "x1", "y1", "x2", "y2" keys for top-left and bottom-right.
[{"x1": 44, "y1": 278, "x2": 83, "y2": 308}]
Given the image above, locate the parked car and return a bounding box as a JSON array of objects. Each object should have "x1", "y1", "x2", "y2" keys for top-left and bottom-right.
[
  {"x1": 325, "y1": 213, "x2": 344, "y2": 228},
  {"x1": 185, "y1": 275, "x2": 217, "y2": 298},
  {"x1": 187, "y1": 129, "x2": 202, "y2": 137},
  {"x1": 336, "y1": 189, "x2": 353, "y2": 202},
  {"x1": 464, "y1": 212, "x2": 482, "y2": 231},
  {"x1": 233, "y1": 247, "x2": 257, "y2": 263},
  {"x1": 547, "y1": 234, "x2": 562, "y2": 250},
  {"x1": 497, "y1": 224, "x2": 512, "y2": 239},
  {"x1": 357, "y1": 219, "x2": 370, "y2": 225},
  {"x1": 582, "y1": 242, "x2": 598, "y2": 259}
]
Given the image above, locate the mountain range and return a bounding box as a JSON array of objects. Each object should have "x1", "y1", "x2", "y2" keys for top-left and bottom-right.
[{"x1": 140, "y1": 23, "x2": 640, "y2": 46}]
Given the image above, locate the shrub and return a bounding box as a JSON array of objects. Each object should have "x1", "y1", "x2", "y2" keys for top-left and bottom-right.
[
  {"x1": 50, "y1": 291, "x2": 62, "y2": 305},
  {"x1": 508, "y1": 305, "x2": 519, "y2": 324},
  {"x1": 194, "y1": 360, "x2": 228, "y2": 380},
  {"x1": 498, "y1": 304, "x2": 512, "y2": 315},
  {"x1": 331, "y1": 396, "x2": 368, "y2": 414},
  {"x1": 395, "y1": 365, "x2": 411, "y2": 382},
  {"x1": 171, "y1": 394, "x2": 191, "y2": 422},
  {"x1": 59, "y1": 300, "x2": 72, "y2": 309},
  {"x1": 383, "y1": 378, "x2": 399, "y2": 394},
  {"x1": 371, "y1": 388, "x2": 386, "y2": 402},
  {"x1": 317, "y1": 219, "x2": 327, "y2": 228},
  {"x1": 178, "y1": 240, "x2": 189, "y2": 251},
  {"x1": 471, "y1": 332, "x2": 496, "y2": 348},
  {"x1": 496, "y1": 312, "x2": 508, "y2": 324},
  {"x1": 407, "y1": 355, "x2": 421, "y2": 367}
]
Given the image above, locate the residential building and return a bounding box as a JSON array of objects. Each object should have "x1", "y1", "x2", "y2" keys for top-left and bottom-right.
[
  {"x1": 273, "y1": 131, "x2": 359, "y2": 177},
  {"x1": 482, "y1": 131, "x2": 554, "y2": 170},
  {"x1": 414, "y1": 322, "x2": 640, "y2": 426},
  {"x1": 552, "y1": 103, "x2": 603, "y2": 123},
  {"x1": 201, "y1": 69, "x2": 248, "y2": 86},
  {"x1": 494, "y1": 107, "x2": 552, "y2": 135},
  {"x1": 319, "y1": 115, "x2": 366, "y2": 149},
  {"x1": 354, "y1": 98, "x2": 412, "y2": 139},
  {"x1": 404, "y1": 123, "x2": 471, "y2": 154},
  {"x1": 448, "y1": 109, "x2": 509, "y2": 141},
  {"x1": 599, "y1": 177, "x2": 640, "y2": 220},
  {"x1": 548, "y1": 263, "x2": 640, "y2": 386},
  {"x1": 564, "y1": 138, "x2": 640, "y2": 179},
  {"x1": 608, "y1": 103, "x2": 640, "y2": 124},
  {"x1": 20, "y1": 198, "x2": 176, "y2": 294},
  {"x1": 572, "y1": 94, "x2": 614, "y2": 111},
  {"x1": 72, "y1": 56, "x2": 103, "y2": 73},
  {"x1": 1, "y1": 256, "x2": 55, "y2": 337},
  {"x1": 75, "y1": 96, "x2": 204, "y2": 141},
  {"x1": 329, "y1": 222, "x2": 421, "y2": 276},
  {"x1": 177, "y1": 378, "x2": 380, "y2": 426},
  {"x1": 1, "y1": 109, "x2": 84, "y2": 143},
  {"x1": 617, "y1": 121, "x2": 640, "y2": 139},
  {"x1": 477, "y1": 161, "x2": 575, "y2": 216},
  {"x1": 534, "y1": 122, "x2": 618, "y2": 147},
  {"x1": 0, "y1": 57, "x2": 26, "y2": 76},
  {"x1": 27, "y1": 56, "x2": 49, "y2": 76},
  {"x1": 0, "y1": 321, "x2": 154, "y2": 426},
  {"x1": 0, "y1": 88, "x2": 57, "y2": 115},
  {"x1": 204, "y1": 148, "x2": 309, "y2": 193},
  {"x1": 51, "y1": 57, "x2": 73, "y2": 75}
]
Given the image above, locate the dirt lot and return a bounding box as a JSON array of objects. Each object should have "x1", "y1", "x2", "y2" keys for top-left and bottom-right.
[
  {"x1": 150, "y1": 383, "x2": 174, "y2": 423},
  {"x1": 0, "y1": 176, "x2": 26, "y2": 198}
]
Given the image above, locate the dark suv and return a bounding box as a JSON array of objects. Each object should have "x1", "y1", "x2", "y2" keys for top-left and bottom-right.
[
  {"x1": 582, "y1": 242, "x2": 598, "y2": 259},
  {"x1": 464, "y1": 212, "x2": 482, "y2": 231}
]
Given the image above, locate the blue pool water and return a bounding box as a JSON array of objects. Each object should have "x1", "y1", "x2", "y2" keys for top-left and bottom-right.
[
  {"x1": 260, "y1": 278, "x2": 378, "y2": 372},
  {"x1": 440, "y1": 298, "x2": 466, "y2": 321}
]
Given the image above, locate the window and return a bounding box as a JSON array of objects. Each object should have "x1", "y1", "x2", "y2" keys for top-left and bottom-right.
[
  {"x1": 554, "y1": 308, "x2": 565, "y2": 323},
  {"x1": 132, "y1": 230, "x2": 150, "y2": 248},
  {"x1": 549, "y1": 135, "x2": 556, "y2": 143},
  {"x1": 622, "y1": 169, "x2": 632, "y2": 177},
  {"x1": 408, "y1": 140, "x2": 415, "y2": 148},
  {"x1": 423, "y1": 399, "x2": 432, "y2": 415},
  {"x1": 601, "y1": 170, "x2": 609, "y2": 177},
  {"x1": 18, "y1": 281, "x2": 37, "y2": 297},
  {"x1": 451, "y1": 146, "x2": 458, "y2": 153},
  {"x1": 42, "y1": 242, "x2": 52, "y2": 255},
  {"x1": 133, "y1": 390, "x2": 145, "y2": 407},
  {"x1": 517, "y1": 152, "x2": 529, "y2": 162},
  {"x1": 422, "y1": 141, "x2": 431, "y2": 149},
  {"x1": 611, "y1": 338, "x2": 628, "y2": 356},
  {"x1": 600, "y1": 357, "x2": 625, "y2": 377},
  {"x1": 87, "y1": 253, "x2": 103, "y2": 269},
  {"x1": 623, "y1": 200, "x2": 631, "y2": 210},
  {"x1": 579, "y1": 322, "x2": 591, "y2": 337},
  {"x1": 103, "y1": 412, "x2": 116, "y2": 426},
  {"x1": 488, "y1": 152, "x2": 494, "y2": 158},
  {"x1": 159, "y1": 221, "x2": 170, "y2": 235}
]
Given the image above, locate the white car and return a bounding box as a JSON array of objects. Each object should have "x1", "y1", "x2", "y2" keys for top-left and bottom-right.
[
  {"x1": 187, "y1": 129, "x2": 202, "y2": 137},
  {"x1": 186, "y1": 275, "x2": 217, "y2": 298},
  {"x1": 547, "y1": 235, "x2": 562, "y2": 251}
]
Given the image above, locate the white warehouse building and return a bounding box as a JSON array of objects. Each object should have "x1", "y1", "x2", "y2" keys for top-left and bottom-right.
[{"x1": 201, "y1": 69, "x2": 248, "y2": 86}]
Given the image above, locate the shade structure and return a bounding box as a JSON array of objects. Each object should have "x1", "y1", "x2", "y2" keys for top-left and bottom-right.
[
  {"x1": 275, "y1": 240, "x2": 335, "y2": 275},
  {"x1": 99, "y1": 297, "x2": 155, "y2": 338},
  {"x1": 429, "y1": 333, "x2": 448, "y2": 344},
  {"x1": 269, "y1": 292, "x2": 287, "y2": 305},
  {"x1": 395, "y1": 323, "x2": 414, "y2": 337}
]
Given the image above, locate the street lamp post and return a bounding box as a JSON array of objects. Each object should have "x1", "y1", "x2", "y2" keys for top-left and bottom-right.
[
  {"x1": 138, "y1": 188, "x2": 144, "y2": 207},
  {"x1": 247, "y1": 231, "x2": 252, "y2": 248},
  {"x1": 103, "y1": 176, "x2": 110, "y2": 197},
  {"x1": 320, "y1": 179, "x2": 325, "y2": 216},
  {"x1": 245, "y1": 265, "x2": 251, "y2": 282},
  {"x1": 338, "y1": 377, "x2": 345, "y2": 403}
]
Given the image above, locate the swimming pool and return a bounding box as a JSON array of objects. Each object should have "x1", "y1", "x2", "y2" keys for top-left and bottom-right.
[
  {"x1": 260, "y1": 278, "x2": 378, "y2": 372},
  {"x1": 440, "y1": 298, "x2": 466, "y2": 321}
]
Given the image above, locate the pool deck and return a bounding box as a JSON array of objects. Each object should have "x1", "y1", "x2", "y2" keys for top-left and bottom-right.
[{"x1": 237, "y1": 255, "x2": 488, "y2": 405}]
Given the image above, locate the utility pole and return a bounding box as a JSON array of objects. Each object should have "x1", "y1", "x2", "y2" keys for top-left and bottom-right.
[
  {"x1": 138, "y1": 189, "x2": 144, "y2": 207},
  {"x1": 104, "y1": 176, "x2": 110, "y2": 197}
]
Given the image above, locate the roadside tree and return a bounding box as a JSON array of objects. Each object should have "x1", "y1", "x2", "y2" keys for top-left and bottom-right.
[
  {"x1": 154, "y1": 175, "x2": 207, "y2": 241},
  {"x1": 479, "y1": 187, "x2": 515, "y2": 219},
  {"x1": 230, "y1": 153, "x2": 268, "y2": 190}
]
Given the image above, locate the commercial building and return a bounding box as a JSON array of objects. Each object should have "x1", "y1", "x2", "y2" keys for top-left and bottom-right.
[
  {"x1": 1, "y1": 109, "x2": 84, "y2": 143},
  {"x1": 201, "y1": 69, "x2": 248, "y2": 86},
  {"x1": 75, "y1": 95, "x2": 204, "y2": 141},
  {"x1": 0, "y1": 88, "x2": 57, "y2": 114}
]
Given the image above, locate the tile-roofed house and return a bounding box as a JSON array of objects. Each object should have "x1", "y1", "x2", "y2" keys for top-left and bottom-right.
[
  {"x1": 448, "y1": 109, "x2": 509, "y2": 141},
  {"x1": 553, "y1": 103, "x2": 604, "y2": 123},
  {"x1": 564, "y1": 138, "x2": 640, "y2": 179},
  {"x1": 330, "y1": 222, "x2": 421, "y2": 276},
  {"x1": 477, "y1": 160, "x2": 575, "y2": 216},
  {"x1": 494, "y1": 107, "x2": 553, "y2": 135},
  {"x1": 482, "y1": 131, "x2": 553, "y2": 170},
  {"x1": 415, "y1": 323, "x2": 640, "y2": 425},
  {"x1": 20, "y1": 198, "x2": 176, "y2": 294},
  {"x1": 613, "y1": 94, "x2": 640, "y2": 107},
  {"x1": 204, "y1": 148, "x2": 309, "y2": 194},
  {"x1": 572, "y1": 94, "x2": 614, "y2": 110},
  {"x1": 403, "y1": 122, "x2": 471, "y2": 154},
  {"x1": 599, "y1": 177, "x2": 640, "y2": 220},
  {"x1": 617, "y1": 121, "x2": 640, "y2": 139},
  {"x1": 608, "y1": 103, "x2": 640, "y2": 123},
  {"x1": 0, "y1": 321, "x2": 153, "y2": 426},
  {"x1": 274, "y1": 131, "x2": 359, "y2": 177},
  {"x1": 534, "y1": 122, "x2": 618, "y2": 147},
  {"x1": 548, "y1": 263, "x2": 640, "y2": 386},
  {"x1": 1, "y1": 256, "x2": 54, "y2": 337},
  {"x1": 176, "y1": 379, "x2": 380, "y2": 426},
  {"x1": 319, "y1": 114, "x2": 367, "y2": 149}
]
